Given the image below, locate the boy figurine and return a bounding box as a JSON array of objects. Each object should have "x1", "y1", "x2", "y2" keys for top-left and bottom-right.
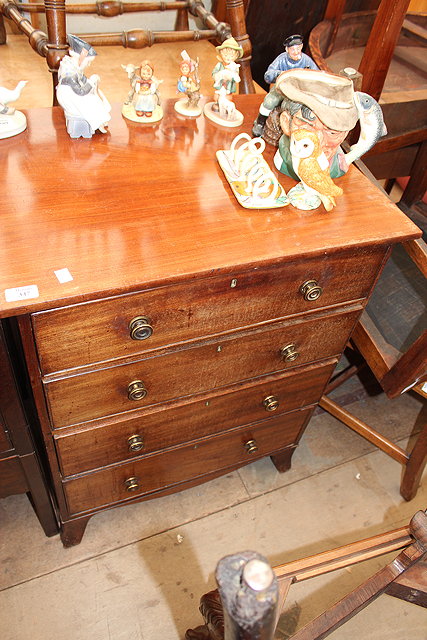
[{"x1": 204, "y1": 37, "x2": 244, "y2": 127}]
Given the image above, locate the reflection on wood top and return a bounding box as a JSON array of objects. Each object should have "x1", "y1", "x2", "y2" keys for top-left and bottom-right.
[{"x1": 0, "y1": 95, "x2": 420, "y2": 317}]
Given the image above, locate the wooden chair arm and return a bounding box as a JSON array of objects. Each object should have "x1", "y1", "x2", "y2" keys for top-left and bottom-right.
[{"x1": 402, "y1": 238, "x2": 427, "y2": 278}]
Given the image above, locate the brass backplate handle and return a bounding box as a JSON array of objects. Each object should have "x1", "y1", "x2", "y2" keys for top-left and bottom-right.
[
  {"x1": 244, "y1": 439, "x2": 258, "y2": 454},
  {"x1": 129, "y1": 316, "x2": 153, "y2": 341},
  {"x1": 299, "y1": 279, "x2": 323, "y2": 301},
  {"x1": 128, "y1": 434, "x2": 144, "y2": 453},
  {"x1": 124, "y1": 476, "x2": 140, "y2": 492},
  {"x1": 263, "y1": 395, "x2": 280, "y2": 412},
  {"x1": 280, "y1": 343, "x2": 299, "y2": 362},
  {"x1": 127, "y1": 380, "x2": 148, "y2": 401}
]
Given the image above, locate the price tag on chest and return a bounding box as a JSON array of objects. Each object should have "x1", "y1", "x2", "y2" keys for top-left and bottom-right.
[{"x1": 5, "y1": 285, "x2": 39, "y2": 302}]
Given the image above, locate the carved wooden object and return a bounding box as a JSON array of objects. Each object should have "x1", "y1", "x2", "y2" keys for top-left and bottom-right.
[{"x1": 186, "y1": 511, "x2": 427, "y2": 639}]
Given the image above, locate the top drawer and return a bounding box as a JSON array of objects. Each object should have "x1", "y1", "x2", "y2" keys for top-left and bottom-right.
[{"x1": 32, "y1": 247, "x2": 386, "y2": 374}]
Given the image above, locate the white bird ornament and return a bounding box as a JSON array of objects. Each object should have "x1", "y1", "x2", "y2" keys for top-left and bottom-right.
[
  {"x1": 0, "y1": 81, "x2": 28, "y2": 114},
  {"x1": 290, "y1": 128, "x2": 343, "y2": 212},
  {"x1": 0, "y1": 81, "x2": 28, "y2": 139}
]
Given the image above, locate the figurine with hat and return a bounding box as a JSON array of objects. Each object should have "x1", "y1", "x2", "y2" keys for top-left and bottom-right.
[
  {"x1": 56, "y1": 34, "x2": 111, "y2": 139},
  {"x1": 265, "y1": 34, "x2": 318, "y2": 86},
  {"x1": 204, "y1": 37, "x2": 244, "y2": 127},
  {"x1": 253, "y1": 34, "x2": 318, "y2": 139}
]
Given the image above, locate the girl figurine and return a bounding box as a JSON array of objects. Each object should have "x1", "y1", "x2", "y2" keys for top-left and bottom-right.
[
  {"x1": 122, "y1": 61, "x2": 163, "y2": 123},
  {"x1": 174, "y1": 50, "x2": 201, "y2": 117},
  {"x1": 56, "y1": 35, "x2": 111, "y2": 139},
  {"x1": 204, "y1": 37, "x2": 244, "y2": 127}
]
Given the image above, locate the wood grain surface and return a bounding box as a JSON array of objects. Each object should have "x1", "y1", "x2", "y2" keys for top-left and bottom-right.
[{"x1": 0, "y1": 95, "x2": 420, "y2": 318}]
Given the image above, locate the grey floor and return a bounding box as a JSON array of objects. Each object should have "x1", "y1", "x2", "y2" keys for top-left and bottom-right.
[
  {"x1": 1, "y1": 372, "x2": 426, "y2": 640},
  {"x1": 1, "y1": 32, "x2": 426, "y2": 640}
]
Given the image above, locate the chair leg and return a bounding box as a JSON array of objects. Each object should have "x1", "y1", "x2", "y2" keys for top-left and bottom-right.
[{"x1": 400, "y1": 422, "x2": 427, "y2": 501}]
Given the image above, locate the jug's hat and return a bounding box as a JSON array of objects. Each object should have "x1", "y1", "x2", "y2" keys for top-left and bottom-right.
[{"x1": 276, "y1": 68, "x2": 358, "y2": 131}]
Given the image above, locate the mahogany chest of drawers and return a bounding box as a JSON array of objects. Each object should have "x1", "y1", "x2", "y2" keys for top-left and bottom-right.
[{"x1": 0, "y1": 98, "x2": 420, "y2": 546}]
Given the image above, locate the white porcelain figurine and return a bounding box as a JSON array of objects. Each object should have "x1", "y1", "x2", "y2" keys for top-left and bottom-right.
[
  {"x1": 0, "y1": 81, "x2": 27, "y2": 139},
  {"x1": 56, "y1": 35, "x2": 111, "y2": 139}
]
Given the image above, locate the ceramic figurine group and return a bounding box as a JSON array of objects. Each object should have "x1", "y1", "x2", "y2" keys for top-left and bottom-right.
[
  {"x1": 236, "y1": 34, "x2": 386, "y2": 213},
  {"x1": 3, "y1": 31, "x2": 387, "y2": 216}
]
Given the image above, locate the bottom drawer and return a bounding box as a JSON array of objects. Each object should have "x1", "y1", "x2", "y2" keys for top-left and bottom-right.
[{"x1": 63, "y1": 407, "x2": 312, "y2": 514}]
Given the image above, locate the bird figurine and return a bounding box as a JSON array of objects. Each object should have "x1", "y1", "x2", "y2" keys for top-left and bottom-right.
[
  {"x1": 343, "y1": 91, "x2": 387, "y2": 167},
  {"x1": 0, "y1": 81, "x2": 28, "y2": 114},
  {"x1": 290, "y1": 128, "x2": 343, "y2": 212},
  {"x1": 0, "y1": 81, "x2": 28, "y2": 139}
]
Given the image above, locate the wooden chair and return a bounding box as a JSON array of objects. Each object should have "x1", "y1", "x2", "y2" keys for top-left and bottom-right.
[
  {"x1": 0, "y1": 0, "x2": 255, "y2": 100},
  {"x1": 308, "y1": 0, "x2": 427, "y2": 211},
  {"x1": 185, "y1": 510, "x2": 427, "y2": 639},
  {"x1": 318, "y1": 184, "x2": 426, "y2": 501}
]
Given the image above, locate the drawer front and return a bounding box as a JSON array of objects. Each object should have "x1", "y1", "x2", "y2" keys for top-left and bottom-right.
[
  {"x1": 32, "y1": 247, "x2": 386, "y2": 374},
  {"x1": 45, "y1": 309, "x2": 359, "y2": 427},
  {"x1": 55, "y1": 359, "x2": 336, "y2": 476},
  {"x1": 63, "y1": 407, "x2": 312, "y2": 514},
  {"x1": 0, "y1": 455, "x2": 28, "y2": 498}
]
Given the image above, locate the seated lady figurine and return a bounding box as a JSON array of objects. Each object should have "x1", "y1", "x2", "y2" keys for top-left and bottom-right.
[{"x1": 56, "y1": 35, "x2": 111, "y2": 139}]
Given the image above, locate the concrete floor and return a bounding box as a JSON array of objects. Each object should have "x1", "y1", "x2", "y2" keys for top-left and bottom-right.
[
  {"x1": 1, "y1": 373, "x2": 426, "y2": 640},
  {"x1": 1, "y1": 32, "x2": 426, "y2": 640}
]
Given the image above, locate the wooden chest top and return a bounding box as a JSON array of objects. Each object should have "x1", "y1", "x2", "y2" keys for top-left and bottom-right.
[{"x1": 0, "y1": 95, "x2": 420, "y2": 317}]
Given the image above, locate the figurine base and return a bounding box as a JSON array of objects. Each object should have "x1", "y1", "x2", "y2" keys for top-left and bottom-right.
[
  {"x1": 288, "y1": 183, "x2": 322, "y2": 210},
  {"x1": 203, "y1": 102, "x2": 244, "y2": 128},
  {"x1": 0, "y1": 110, "x2": 26, "y2": 139},
  {"x1": 122, "y1": 103, "x2": 163, "y2": 123},
  {"x1": 174, "y1": 98, "x2": 202, "y2": 117}
]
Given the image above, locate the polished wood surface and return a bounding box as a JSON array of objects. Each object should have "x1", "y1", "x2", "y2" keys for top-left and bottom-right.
[{"x1": 0, "y1": 96, "x2": 419, "y2": 318}]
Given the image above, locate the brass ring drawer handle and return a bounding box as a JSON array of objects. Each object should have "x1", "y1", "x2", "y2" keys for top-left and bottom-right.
[
  {"x1": 128, "y1": 434, "x2": 144, "y2": 453},
  {"x1": 280, "y1": 343, "x2": 299, "y2": 362},
  {"x1": 129, "y1": 316, "x2": 153, "y2": 341},
  {"x1": 263, "y1": 395, "x2": 280, "y2": 412},
  {"x1": 124, "y1": 476, "x2": 140, "y2": 492},
  {"x1": 300, "y1": 280, "x2": 323, "y2": 301},
  {"x1": 127, "y1": 380, "x2": 148, "y2": 401},
  {"x1": 244, "y1": 439, "x2": 258, "y2": 454}
]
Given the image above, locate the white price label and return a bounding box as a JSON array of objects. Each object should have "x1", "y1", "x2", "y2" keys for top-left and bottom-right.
[{"x1": 5, "y1": 285, "x2": 39, "y2": 302}]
